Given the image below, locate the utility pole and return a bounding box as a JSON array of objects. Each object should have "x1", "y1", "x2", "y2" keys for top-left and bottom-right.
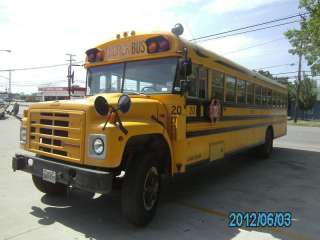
[
  {"x1": 66, "y1": 54, "x2": 76, "y2": 99},
  {"x1": 8, "y1": 70, "x2": 12, "y2": 98},
  {"x1": 0, "y1": 50, "x2": 12, "y2": 98},
  {"x1": 293, "y1": 14, "x2": 306, "y2": 123},
  {"x1": 294, "y1": 53, "x2": 302, "y2": 123}
]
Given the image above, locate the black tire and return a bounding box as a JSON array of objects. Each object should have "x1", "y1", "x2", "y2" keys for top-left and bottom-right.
[
  {"x1": 256, "y1": 127, "x2": 273, "y2": 158},
  {"x1": 121, "y1": 154, "x2": 161, "y2": 227},
  {"x1": 32, "y1": 175, "x2": 67, "y2": 195}
]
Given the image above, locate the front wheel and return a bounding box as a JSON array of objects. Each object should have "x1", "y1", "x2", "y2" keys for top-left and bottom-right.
[
  {"x1": 121, "y1": 155, "x2": 161, "y2": 226},
  {"x1": 32, "y1": 175, "x2": 67, "y2": 195}
]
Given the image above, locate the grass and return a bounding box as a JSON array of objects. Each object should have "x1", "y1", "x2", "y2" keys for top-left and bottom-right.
[{"x1": 288, "y1": 119, "x2": 320, "y2": 127}]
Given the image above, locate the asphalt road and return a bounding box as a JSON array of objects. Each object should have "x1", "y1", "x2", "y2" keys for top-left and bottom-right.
[{"x1": 0, "y1": 117, "x2": 319, "y2": 240}]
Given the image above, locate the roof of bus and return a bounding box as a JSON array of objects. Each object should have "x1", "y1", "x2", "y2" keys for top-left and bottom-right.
[{"x1": 178, "y1": 36, "x2": 287, "y2": 90}]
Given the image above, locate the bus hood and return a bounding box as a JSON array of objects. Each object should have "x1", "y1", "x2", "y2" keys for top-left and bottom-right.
[{"x1": 28, "y1": 93, "x2": 162, "y2": 119}]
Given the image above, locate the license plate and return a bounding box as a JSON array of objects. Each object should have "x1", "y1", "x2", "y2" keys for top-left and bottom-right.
[{"x1": 42, "y1": 169, "x2": 56, "y2": 184}]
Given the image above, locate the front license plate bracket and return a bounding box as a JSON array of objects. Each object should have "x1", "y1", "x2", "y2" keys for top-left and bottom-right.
[{"x1": 42, "y1": 169, "x2": 56, "y2": 184}]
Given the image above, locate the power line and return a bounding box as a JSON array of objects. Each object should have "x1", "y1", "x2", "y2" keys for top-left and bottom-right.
[
  {"x1": 256, "y1": 63, "x2": 296, "y2": 70},
  {"x1": 286, "y1": 74, "x2": 319, "y2": 79},
  {"x1": 191, "y1": 12, "x2": 307, "y2": 42},
  {"x1": 196, "y1": 20, "x2": 301, "y2": 42},
  {"x1": 222, "y1": 37, "x2": 286, "y2": 55},
  {"x1": 272, "y1": 70, "x2": 312, "y2": 76},
  {"x1": 0, "y1": 61, "x2": 84, "y2": 72},
  {"x1": 0, "y1": 74, "x2": 9, "y2": 80}
]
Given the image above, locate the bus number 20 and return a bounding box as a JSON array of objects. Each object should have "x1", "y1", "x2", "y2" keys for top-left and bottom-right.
[{"x1": 171, "y1": 106, "x2": 182, "y2": 115}]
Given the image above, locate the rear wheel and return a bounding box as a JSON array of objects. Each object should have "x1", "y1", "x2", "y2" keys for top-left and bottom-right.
[
  {"x1": 256, "y1": 127, "x2": 273, "y2": 158},
  {"x1": 121, "y1": 154, "x2": 161, "y2": 226},
  {"x1": 32, "y1": 175, "x2": 67, "y2": 195}
]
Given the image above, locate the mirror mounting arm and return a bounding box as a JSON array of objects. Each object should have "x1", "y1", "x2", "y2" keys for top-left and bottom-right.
[{"x1": 102, "y1": 107, "x2": 128, "y2": 135}]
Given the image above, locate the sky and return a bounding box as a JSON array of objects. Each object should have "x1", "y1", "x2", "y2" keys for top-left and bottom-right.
[{"x1": 0, "y1": 0, "x2": 309, "y2": 94}]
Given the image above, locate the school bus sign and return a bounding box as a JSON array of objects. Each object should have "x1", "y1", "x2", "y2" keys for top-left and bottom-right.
[
  {"x1": 105, "y1": 39, "x2": 147, "y2": 60},
  {"x1": 84, "y1": 34, "x2": 179, "y2": 64}
]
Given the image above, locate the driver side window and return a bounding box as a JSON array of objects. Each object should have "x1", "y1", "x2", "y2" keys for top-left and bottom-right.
[{"x1": 188, "y1": 64, "x2": 208, "y2": 99}]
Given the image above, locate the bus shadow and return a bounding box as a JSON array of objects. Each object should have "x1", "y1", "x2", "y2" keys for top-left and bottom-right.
[{"x1": 30, "y1": 147, "x2": 320, "y2": 240}]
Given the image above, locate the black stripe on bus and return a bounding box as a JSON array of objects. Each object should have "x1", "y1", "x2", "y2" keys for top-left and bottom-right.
[
  {"x1": 223, "y1": 102, "x2": 286, "y2": 109},
  {"x1": 186, "y1": 99, "x2": 286, "y2": 110},
  {"x1": 186, "y1": 121, "x2": 284, "y2": 138},
  {"x1": 186, "y1": 115, "x2": 286, "y2": 123}
]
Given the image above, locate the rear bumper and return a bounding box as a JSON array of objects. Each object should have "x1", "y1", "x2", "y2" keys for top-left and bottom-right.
[{"x1": 12, "y1": 154, "x2": 113, "y2": 194}]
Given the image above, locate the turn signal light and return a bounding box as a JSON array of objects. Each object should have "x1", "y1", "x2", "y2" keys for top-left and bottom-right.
[{"x1": 145, "y1": 36, "x2": 170, "y2": 54}]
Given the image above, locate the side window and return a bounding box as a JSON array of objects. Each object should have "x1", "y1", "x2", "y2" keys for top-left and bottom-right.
[
  {"x1": 226, "y1": 75, "x2": 236, "y2": 103},
  {"x1": 188, "y1": 64, "x2": 199, "y2": 97},
  {"x1": 262, "y1": 87, "x2": 268, "y2": 105},
  {"x1": 211, "y1": 70, "x2": 224, "y2": 101},
  {"x1": 284, "y1": 94, "x2": 288, "y2": 108},
  {"x1": 247, "y1": 82, "x2": 254, "y2": 104},
  {"x1": 272, "y1": 91, "x2": 277, "y2": 107},
  {"x1": 277, "y1": 93, "x2": 281, "y2": 107},
  {"x1": 237, "y1": 79, "x2": 246, "y2": 104},
  {"x1": 267, "y1": 89, "x2": 272, "y2": 106},
  {"x1": 187, "y1": 65, "x2": 208, "y2": 99},
  {"x1": 280, "y1": 93, "x2": 285, "y2": 108},
  {"x1": 199, "y1": 67, "x2": 208, "y2": 99},
  {"x1": 255, "y1": 86, "x2": 262, "y2": 105}
]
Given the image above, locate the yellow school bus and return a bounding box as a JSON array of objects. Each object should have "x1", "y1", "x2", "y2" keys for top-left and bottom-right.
[{"x1": 12, "y1": 24, "x2": 287, "y2": 226}]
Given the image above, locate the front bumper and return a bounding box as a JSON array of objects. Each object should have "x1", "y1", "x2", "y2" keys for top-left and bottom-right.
[{"x1": 12, "y1": 154, "x2": 113, "y2": 194}]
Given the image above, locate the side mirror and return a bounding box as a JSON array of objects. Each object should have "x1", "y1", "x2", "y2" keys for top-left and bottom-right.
[
  {"x1": 185, "y1": 59, "x2": 192, "y2": 76},
  {"x1": 180, "y1": 80, "x2": 192, "y2": 94},
  {"x1": 94, "y1": 96, "x2": 109, "y2": 116},
  {"x1": 118, "y1": 94, "x2": 131, "y2": 113},
  {"x1": 179, "y1": 58, "x2": 192, "y2": 77}
]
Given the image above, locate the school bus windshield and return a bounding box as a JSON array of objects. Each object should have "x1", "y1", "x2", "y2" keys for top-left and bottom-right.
[{"x1": 87, "y1": 57, "x2": 178, "y2": 95}]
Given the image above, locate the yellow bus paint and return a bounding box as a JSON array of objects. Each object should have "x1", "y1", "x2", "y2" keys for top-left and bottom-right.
[{"x1": 20, "y1": 31, "x2": 287, "y2": 176}]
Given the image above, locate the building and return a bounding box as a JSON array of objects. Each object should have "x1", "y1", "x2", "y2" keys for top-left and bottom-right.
[{"x1": 38, "y1": 86, "x2": 86, "y2": 101}]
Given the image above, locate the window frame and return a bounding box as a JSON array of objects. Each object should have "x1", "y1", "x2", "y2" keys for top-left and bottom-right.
[
  {"x1": 236, "y1": 79, "x2": 246, "y2": 104},
  {"x1": 187, "y1": 64, "x2": 208, "y2": 99},
  {"x1": 225, "y1": 75, "x2": 237, "y2": 103},
  {"x1": 246, "y1": 81, "x2": 255, "y2": 105},
  {"x1": 211, "y1": 69, "x2": 225, "y2": 102}
]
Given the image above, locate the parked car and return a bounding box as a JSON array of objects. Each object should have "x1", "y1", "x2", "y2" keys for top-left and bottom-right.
[{"x1": 0, "y1": 99, "x2": 6, "y2": 119}]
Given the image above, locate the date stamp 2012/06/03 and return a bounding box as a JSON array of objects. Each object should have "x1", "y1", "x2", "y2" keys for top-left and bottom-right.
[{"x1": 228, "y1": 212, "x2": 292, "y2": 228}]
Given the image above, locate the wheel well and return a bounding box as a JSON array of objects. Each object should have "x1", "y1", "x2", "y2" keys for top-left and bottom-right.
[
  {"x1": 121, "y1": 134, "x2": 171, "y2": 176},
  {"x1": 267, "y1": 125, "x2": 274, "y2": 138}
]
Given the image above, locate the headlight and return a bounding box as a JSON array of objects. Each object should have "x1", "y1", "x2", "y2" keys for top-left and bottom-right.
[
  {"x1": 93, "y1": 138, "x2": 104, "y2": 155},
  {"x1": 20, "y1": 127, "x2": 27, "y2": 144},
  {"x1": 88, "y1": 134, "x2": 106, "y2": 159}
]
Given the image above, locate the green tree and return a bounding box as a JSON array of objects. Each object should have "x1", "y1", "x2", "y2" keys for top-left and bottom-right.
[
  {"x1": 285, "y1": 1, "x2": 320, "y2": 75},
  {"x1": 257, "y1": 70, "x2": 289, "y2": 84},
  {"x1": 257, "y1": 70, "x2": 273, "y2": 79},
  {"x1": 285, "y1": 0, "x2": 320, "y2": 122},
  {"x1": 298, "y1": 75, "x2": 317, "y2": 119}
]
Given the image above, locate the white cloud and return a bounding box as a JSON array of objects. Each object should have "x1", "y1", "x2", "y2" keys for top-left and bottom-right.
[{"x1": 203, "y1": 0, "x2": 283, "y2": 14}]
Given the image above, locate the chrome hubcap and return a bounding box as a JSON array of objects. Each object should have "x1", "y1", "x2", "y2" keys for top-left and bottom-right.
[{"x1": 143, "y1": 166, "x2": 159, "y2": 211}]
